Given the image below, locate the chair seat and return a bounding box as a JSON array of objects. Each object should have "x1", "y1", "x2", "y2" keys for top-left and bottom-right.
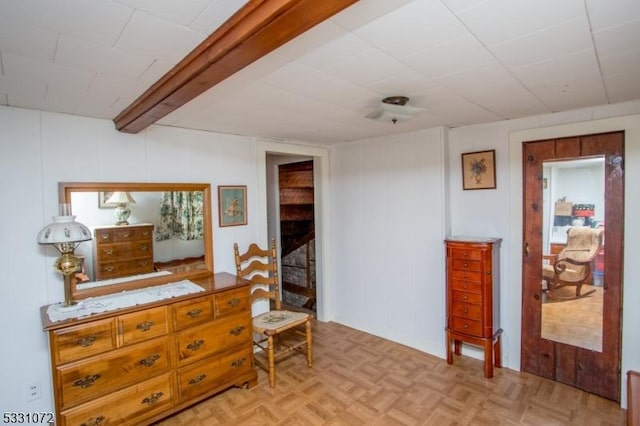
[{"x1": 253, "y1": 310, "x2": 310, "y2": 335}]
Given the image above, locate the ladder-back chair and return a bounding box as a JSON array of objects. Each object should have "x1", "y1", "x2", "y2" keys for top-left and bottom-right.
[{"x1": 233, "y1": 239, "x2": 313, "y2": 387}]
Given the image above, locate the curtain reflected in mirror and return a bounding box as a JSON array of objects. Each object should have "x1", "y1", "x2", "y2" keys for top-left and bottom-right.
[{"x1": 541, "y1": 156, "x2": 605, "y2": 352}]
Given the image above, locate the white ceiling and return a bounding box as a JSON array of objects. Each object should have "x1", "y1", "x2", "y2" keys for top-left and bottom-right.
[{"x1": 1, "y1": 0, "x2": 639, "y2": 144}]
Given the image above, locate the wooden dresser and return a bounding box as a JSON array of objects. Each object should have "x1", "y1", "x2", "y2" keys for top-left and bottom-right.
[
  {"x1": 445, "y1": 237, "x2": 502, "y2": 378},
  {"x1": 41, "y1": 273, "x2": 257, "y2": 426},
  {"x1": 93, "y1": 224, "x2": 154, "y2": 280}
]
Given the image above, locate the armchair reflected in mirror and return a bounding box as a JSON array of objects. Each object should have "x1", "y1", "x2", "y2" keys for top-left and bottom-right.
[{"x1": 59, "y1": 182, "x2": 213, "y2": 299}]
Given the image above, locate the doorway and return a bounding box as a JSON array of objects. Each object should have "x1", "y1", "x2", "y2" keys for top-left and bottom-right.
[
  {"x1": 266, "y1": 155, "x2": 317, "y2": 314},
  {"x1": 521, "y1": 131, "x2": 624, "y2": 401}
]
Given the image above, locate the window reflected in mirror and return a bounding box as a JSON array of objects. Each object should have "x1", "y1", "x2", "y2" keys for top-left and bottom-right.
[{"x1": 541, "y1": 156, "x2": 605, "y2": 352}]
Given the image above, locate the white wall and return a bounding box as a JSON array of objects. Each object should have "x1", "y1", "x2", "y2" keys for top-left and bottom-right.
[
  {"x1": 0, "y1": 106, "x2": 263, "y2": 416},
  {"x1": 329, "y1": 128, "x2": 449, "y2": 356}
]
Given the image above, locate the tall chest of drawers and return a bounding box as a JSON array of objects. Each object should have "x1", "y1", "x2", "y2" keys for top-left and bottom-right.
[
  {"x1": 445, "y1": 237, "x2": 502, "y2": 378},
  {"x1": 41, "y1": 273, "x2": 257, "y2": 426},
  {"x1": 93, "y1": 224, "x2": 154, "y2": 280}
]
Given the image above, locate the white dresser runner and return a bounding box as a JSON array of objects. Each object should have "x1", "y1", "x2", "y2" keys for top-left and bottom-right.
[{"x1": 47, "y1": 280, "x2": 205, "y2": 322}]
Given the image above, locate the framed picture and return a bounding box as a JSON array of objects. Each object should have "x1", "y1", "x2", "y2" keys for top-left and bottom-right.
[
  {"x1": 461, "y1": 150, "x2": 496, "y2": 190},
  {"x1": 218, "y1": 185, "x2": 247, "y2": 227},
  {"x1": 98, "y1": 191, "x2": 115, "y2": 208}
]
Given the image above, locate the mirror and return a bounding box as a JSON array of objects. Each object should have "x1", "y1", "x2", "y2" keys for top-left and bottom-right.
[
  {"x1": 540, "y1": 157, "x2": 605, "y2": 352},
  {"x1": 59, "y1": 182, "x2": 214, "y2": 299}
]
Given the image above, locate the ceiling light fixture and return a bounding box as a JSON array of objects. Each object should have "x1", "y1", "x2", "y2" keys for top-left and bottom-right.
[{"x1": 367, "y1": 96, "x2": 425, "y2": 124}]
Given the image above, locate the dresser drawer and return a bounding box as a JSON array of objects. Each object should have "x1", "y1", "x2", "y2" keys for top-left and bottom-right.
[
  {"x1": 451, "y1": 316, "x2": 482, "y2": 336},
  {"x1": 118, "y1": 306, "x2": 168, "y2": 346},
  {"x1": 96, "y1": 226, "x2": 152, "y2": 244},
  {"x1": 177, "y1": 345, "x2": 253, "y2": 403},
  {"x1": 452, "y1": 290, "x2": 482, "y2": 305},
  {"x1": 96, "y1": 242, "x2": 152, "y2": 261},
  {"x1": 451, "y1": 269, "x2": 481, "y2": 282},
  {"x1": 451, "y1": 302, "x2": 482, "y2": 320},
  {"x1": 96, "y1": 258, "x2": 154, "y2": 279},
  {"x1": 451, "y1": 279, "x2": 481, "y2": 293},
  {"x1": 450, "y1": 248, "x2": 482, "y2": 261},
  {"x1": 177, "y1": 314, "x2": 251, "y2": 365},
  {"x1": 59, "y1": 372, "x2": 172, "y2": 426},
  {"x1": 53, "y1": 319, "x2": 116, "y2": 364},
  {"x1": 58, "y1": 337, "x2": 170, "y2": 408},
  {"x1": 452, "y1": 259, "x2": 481, "y2": 272},
  {"x1": 173, "y1": 296, "x2": 213, "y2": 330},
  {"x1": 214, "y1": 287, "x2": 249, "y2": 318}
]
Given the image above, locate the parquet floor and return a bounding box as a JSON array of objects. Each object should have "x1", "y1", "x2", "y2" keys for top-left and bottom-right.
[{"x1": 157, "y1": 321, "x2": 625, "y2": 426}]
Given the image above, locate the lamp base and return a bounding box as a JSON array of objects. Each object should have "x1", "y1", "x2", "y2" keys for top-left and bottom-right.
[{"x1": 113, "y1": 204, "x2": 131, "y2": 226}]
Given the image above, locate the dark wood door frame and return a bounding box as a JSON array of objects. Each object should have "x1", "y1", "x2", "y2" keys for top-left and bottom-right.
[{"x1": 521, "y1": 131, "x2": 624, "y2": 401}]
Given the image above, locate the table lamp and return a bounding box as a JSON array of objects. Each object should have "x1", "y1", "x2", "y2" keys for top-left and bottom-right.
[
  {"x1": 37, "y1": 206, "x2": 92, "y2": 306},
  {"x1": 106, "y1": 191, "x2": 136, "y2": 225}
]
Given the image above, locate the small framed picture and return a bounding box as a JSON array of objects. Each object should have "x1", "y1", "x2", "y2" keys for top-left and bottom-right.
[
  {"x1": 218, "y1": 185, "x2": 247, "y2": 227},
  {"x1": 98, "y1": 191, "x2": 115, "y2": 208},
  {"x1": 461, "y1": 150, "x2": 496, "y2": 190}
]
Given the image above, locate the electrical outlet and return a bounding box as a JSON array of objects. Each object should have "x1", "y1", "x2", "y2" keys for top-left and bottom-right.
[{"x1": 26, "y1": 381, "x2": 41, "y2": 401}]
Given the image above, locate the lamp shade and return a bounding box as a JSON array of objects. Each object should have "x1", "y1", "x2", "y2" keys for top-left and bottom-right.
[
  {"x1": 106, "y1": 191, "x2": 136, "y2": 204},
  {"x1": 37, "y1": 215, "x2": 92, "y2": 245}
]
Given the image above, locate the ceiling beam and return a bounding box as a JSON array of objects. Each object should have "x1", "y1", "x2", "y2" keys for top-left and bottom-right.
[{"x1": 114, "y1": 0, "x2": 358, "y2": 133}]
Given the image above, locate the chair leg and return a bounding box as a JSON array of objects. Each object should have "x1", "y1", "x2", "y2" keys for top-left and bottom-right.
[
  {"x1": 306, "y1": 319, "x2": 313, "y2": 368},
  {"x1": 267, "y1": 335, "x2": 276, "y2": 388}
]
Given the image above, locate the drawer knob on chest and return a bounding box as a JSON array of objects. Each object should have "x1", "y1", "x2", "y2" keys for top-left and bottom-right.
[
  {"x1": 76, "y1": 335, "x2": 97, "y2": 347},
  {"x1": 73, "y1": 374, "x2": 101, "y2": 389},
  {"x1": 104, "y1": 266, "x2": 114, "y2": 272},
  {"x1": 464, "y1": 323, "x2": 469, "y2": 329},
  {"x1": 188, "y1": 374, "x2": 206, "y2": 386},
  {"x1": 463, "y1": 252, "x2": 468, "y2": 257},
  {"x1": 139, "y1": 354, "x2": 161, "y2": 367},
  {"x1": 187, "y1": 308, "x2": 202, "y2": 318},
  {"x1": 80, "y1": 415, "x2": 105, "y2": 426},
  {"x1": 463, "y1": 263, "x2": 468, "y2": 268},
  {"x1": 463, "y1": 284, "x2": 468, "y2": 289},
  {"x1": 231, "y1": 357, "x2": 247, "y2": 368},
  {"x1": 229, "y1": 326, "x2": 245, "y2": 336},
  {"x1": 463, "y1": 295, "x2": 468, "y2": 300},
  {"x1": 122, "y1": 232, "x2": 131, "y2": 238},
  {"x1": 136, "y1": 321, "x2": 155, "y2": 332},
  {"x1": 187, "y1": 339, "x2": 205, "y2": 351},
  {"x1": 139, "y1": 245, "x2": 148, "y2": 252},
  {"x1": 104, "y1": 248, "x2": 114, "y2": 255},
  {"x1": 100, "y1": 234, "x2": 110, "y2": 240},
  {"x1": 138, "y1": 260, "x2": 149, "y2": 267},
  {"x1": 463, "y1": 308, "x2": 468, "y2": 314},
  {"x1": 141, "y1": 391, "x2": 164, "y2": 406},
  {"x1": 228, "y1": 298, "x2": 241, "y2": 307}
]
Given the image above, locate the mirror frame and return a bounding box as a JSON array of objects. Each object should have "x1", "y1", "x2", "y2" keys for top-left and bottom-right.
[{"x1": 59, "y1": 182, "x2": 214, "y2": 299}]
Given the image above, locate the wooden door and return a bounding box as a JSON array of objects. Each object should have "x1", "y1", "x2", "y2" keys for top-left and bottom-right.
[{"x1": 521, "y1": 131, "x2": 624, "y2": 401}]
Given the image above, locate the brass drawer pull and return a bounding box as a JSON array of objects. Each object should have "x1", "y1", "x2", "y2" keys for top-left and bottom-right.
[
  {"x1": 104, "y1": 266, "x2": 114, "y2": 272},
  {"x1": 188, "y1": 374, "x2": 206, "y2": 385},
  {"x1": 104, "y1": 248, "x2": 114, "y2": 255},
  {"x1": 73, "y1": 374, "x2": 101, "y2": 388},
  {"x1": 80, "y1": 416, "x2": 105, "y2": 426},
  {"x1": 122, "y1": 232, "x2": 131, "y2": 238},
  {"x1": 139, "y1": 354, "x2": 161, "y2": 367},
  {"x1": 187, "y1": 308, "x2": 202, "y2": 318},
  {"x1": 100, "y1": 234, "x2": 110, "y2": 240},
  {"x1": 231, "y1": 357, "x2": 246, "y2": 368},
  {"x1": 229, "y1": 326, "x2": 245, "y2": 336},
  {"x1": 139, "y1": 260, "x2": 148, "y2": 266},
  {"x1": 187, "y1": 339, "x2": 204, "y2": 351},
  {"x1": 227, "y1": 298, "x2": 241, "y2": 307},
  {"x1": 463, "y1": 323, "x2": 469, "y2": 329},
  {"x1": 463, "y1": 263, "x2": 468, "y2": 268},
  {"x1": 142, "y1": 391, "x2": 164, "y2": 406},
  {"x1": 463, "y1": 308, "x2": 469, "y2": 314},
  {"x1": 76, "y1": 335, "x2": 97, "y2": 347},
  {"x1": 139, "y1": 245, "x2": 148, "y2": 251},
  {"x1": 136, "y1": 321, "x2": 155, "y2": 332},
  {"x1": 463, "y1": 252, "x2": 468, "y2": 257},
  {"x1": 463, "y1": 295, "x2": 468, "y2": 300}
]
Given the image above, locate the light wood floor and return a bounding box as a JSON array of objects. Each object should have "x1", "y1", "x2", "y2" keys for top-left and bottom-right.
[
  {"x1": 157, "y1": 321, "x2": 625, "y2": 425},
  {"x1": 542, "y1": 285, "x2": 603, "y2": 351}
]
